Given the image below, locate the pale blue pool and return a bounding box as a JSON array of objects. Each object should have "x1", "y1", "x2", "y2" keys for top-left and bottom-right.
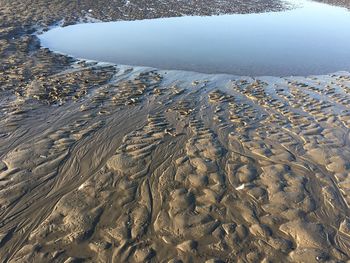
[{"x1": 39, "y1": 0, "x2": 350, "y2": 76}]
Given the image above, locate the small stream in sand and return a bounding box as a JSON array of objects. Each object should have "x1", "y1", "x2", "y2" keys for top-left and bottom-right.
[{"x1": 39, "y1": 0, "x2": 350, "y2": 76}]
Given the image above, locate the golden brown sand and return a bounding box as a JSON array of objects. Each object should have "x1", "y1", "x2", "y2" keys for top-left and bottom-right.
[
  {"x1": 1, "y1": 64, "x2": 350, "y2": 262},
  {"x1": 1, "y1": 0, "x2": 350, "y2": 262}
]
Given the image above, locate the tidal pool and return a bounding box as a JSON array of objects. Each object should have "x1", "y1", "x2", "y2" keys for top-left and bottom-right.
[{"x1": 39, "y1": 0, "x2": 350, "y2": 76}]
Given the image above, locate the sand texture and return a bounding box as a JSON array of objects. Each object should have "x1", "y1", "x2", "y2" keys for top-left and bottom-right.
[
  {"x1": 1, "y1": 65, "x2": 350, "y2": 262},
  {"x1": 1, "y1": 0, "x2": 350, "y2": 262},
  {"x1": 315, "y1": 0, "x2": 350, "y2": 9}
]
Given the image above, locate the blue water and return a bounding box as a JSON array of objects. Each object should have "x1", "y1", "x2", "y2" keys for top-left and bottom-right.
[{"x1": 39, "y1": 0, "x2": 350, "y2": 76}]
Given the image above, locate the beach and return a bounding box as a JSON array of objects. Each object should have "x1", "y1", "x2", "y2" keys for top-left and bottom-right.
[{"x1": 1, "y1": 0, "x2": 350, "y2": 262}]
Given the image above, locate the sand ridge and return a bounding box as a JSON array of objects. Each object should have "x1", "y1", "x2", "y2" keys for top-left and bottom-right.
[{"x1": 0, "y1": 63, "x2": 350, "y2": 262}]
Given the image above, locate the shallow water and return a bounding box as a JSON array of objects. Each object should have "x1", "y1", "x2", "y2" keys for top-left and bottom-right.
[{"x1": 39, "y1": 0, "x2": 350, "y2": 76}]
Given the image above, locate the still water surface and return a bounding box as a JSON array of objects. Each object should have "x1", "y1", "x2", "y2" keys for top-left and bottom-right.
[{"x1": 39, "y1": 0, "x2": 350, "y2": 76}]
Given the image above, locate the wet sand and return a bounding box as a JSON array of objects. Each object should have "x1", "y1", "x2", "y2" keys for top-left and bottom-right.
[
  {"x1": 315, "y1": 0, "x2": 350, "y2": 9},
  {"x1": 1, "y1": 0, "x2": 350, "y2": 262}
]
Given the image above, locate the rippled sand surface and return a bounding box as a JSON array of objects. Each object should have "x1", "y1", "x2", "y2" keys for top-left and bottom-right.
[
  {"x1": 1, "y1": 0, "x2": 350, "y2": 262},
  {"x1": 1, "y1": 63, "x2": 350, "y2": 262}
]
